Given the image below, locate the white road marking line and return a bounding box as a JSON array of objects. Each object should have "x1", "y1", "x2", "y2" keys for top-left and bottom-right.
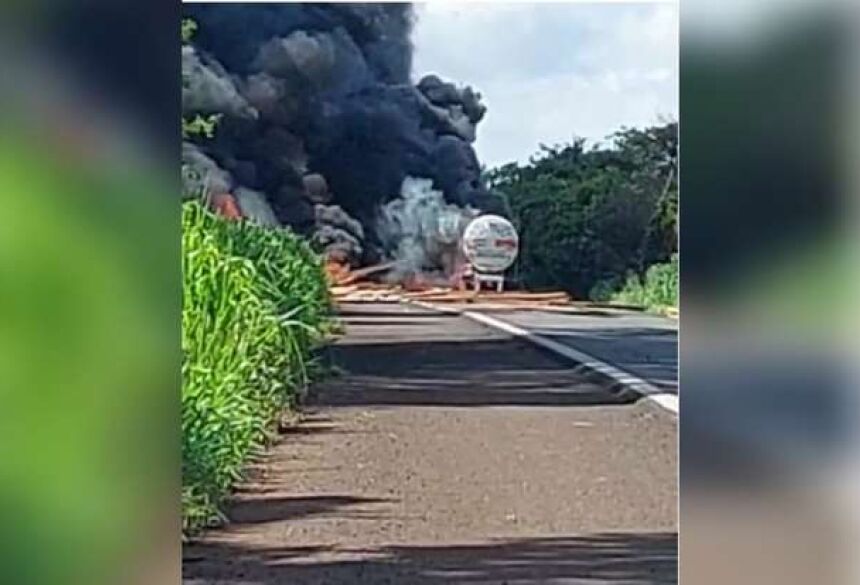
[{"x1": 411, "y1": 301, "x2": 678, "y2": 415}]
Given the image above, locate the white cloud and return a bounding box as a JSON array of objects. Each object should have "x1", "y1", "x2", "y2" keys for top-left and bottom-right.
[{"x1": 412, "y1": 2, "x2": 678, "y2": 167}]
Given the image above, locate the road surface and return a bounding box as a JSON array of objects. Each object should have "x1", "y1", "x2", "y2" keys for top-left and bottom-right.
[
  {"x1": 430, "y1": 303, "x2": 678, "y2": 394},
  {"x1": 184, "y1": 303, "x2": 677, "y2": 584}
]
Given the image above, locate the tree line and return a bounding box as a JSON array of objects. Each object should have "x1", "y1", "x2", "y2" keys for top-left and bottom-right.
[{"x1": 485, "y1": 121, "x2": 678, "y2": 301}]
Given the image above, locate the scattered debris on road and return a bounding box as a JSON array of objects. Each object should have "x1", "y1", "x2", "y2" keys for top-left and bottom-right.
[
  {"x1": 326, "y1": 258, "x2": 574, "y2": 307},
  {"x1": 331, "y1": 282, "x2": 573, "y2": 307},
  {"x1": 324, "y1": 255, "x2": 680, "y2": 318}
]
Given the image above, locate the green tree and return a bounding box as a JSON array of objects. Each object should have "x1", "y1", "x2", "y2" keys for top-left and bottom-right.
[{"x1": 485, "y1": 122, "x2": 678, "y2": 299}]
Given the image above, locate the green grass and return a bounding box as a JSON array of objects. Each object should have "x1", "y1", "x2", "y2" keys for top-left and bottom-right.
[
  {"x1": 611, "y1": 254, "x2": 678, "y2": 311},
  {"x1": 1, "y1": 124, "x2": 177, "y2": 585},
  {"x1": 723, "y1": 235, "x2": 851, "y2": 334},
  {"x1": 182, "y1": 202, "x2": 332, "y2": 532}
]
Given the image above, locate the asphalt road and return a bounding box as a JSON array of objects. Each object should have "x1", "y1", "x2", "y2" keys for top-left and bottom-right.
[
  {"x1": 184, "y1": 303, "x2": 677, "y2": 584},
  {"x1": 443, "y1": 304, "x2": 678, "y2": 394}
]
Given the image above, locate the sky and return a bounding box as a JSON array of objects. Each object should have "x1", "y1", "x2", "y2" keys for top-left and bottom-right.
[{"x1": 411, "y1": 2, "x2": 679, "y2": 168}]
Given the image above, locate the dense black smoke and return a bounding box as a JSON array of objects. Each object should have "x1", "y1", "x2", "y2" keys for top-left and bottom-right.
[{"x1": 182, "y1": 3, "x2": 504, "y2": 266}]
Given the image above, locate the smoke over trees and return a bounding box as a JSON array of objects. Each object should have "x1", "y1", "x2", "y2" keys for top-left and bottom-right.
[{"x1": 181, "y1": 3, "x2": 504, "y2": 267}]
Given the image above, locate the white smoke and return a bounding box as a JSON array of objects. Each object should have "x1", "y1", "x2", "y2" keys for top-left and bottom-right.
[
  {"x1": 377, "y1": 177, "x2": 478, "y2": 279},
  {"x1": 312, "y1": 203, "x2": 365, "y2": 263},
  {"x1": 181, "y1": 141, "x2": 233, "y2": 198}
]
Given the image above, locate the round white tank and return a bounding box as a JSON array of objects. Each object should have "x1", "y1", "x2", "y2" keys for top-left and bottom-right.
[{"x1": 461, "y1": 214, "x2": 519, "y2": 273}]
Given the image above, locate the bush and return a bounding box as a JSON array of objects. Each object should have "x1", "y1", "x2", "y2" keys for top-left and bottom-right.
[
  {"x1": 612, "y1": 254, "x2": 678, "y2": 309},
  {"x1": 182, "y1": 202, "x2": 331, "y2": 531},
  {"x1": 588, "y1": 276, "x2": 625, "y2": 302}
]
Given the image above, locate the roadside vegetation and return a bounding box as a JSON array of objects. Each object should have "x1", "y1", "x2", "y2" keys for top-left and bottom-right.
[
  {"x1": 611, "y1": 253, "x2": 678, "y2": 310},
  {"x1": 486, "y1": 122, "x2": 678, "y2": 309},
  {"x1": 181, "y1": 16, "x2": 335, "y2": 533},
  {"x1": 182, "y1": 201, "x2": 332, "y2": 532}
]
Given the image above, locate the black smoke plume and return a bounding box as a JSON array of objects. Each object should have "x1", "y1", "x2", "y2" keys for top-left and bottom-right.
[{"x1": 182, "y1": 3, "x2": 504, "y2": 266}]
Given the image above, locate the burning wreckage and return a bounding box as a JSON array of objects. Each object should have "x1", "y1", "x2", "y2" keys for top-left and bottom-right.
[{"x1": 181, "y1": 4, "x2": 567, "y2": 305}]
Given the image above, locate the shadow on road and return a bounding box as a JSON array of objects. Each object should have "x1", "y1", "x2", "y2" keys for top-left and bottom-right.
[
  {"x1": 338, "y1": 309, "x2": 452, "y2": 319},
  {"x1": 314, "y1": 337, "x2": 634, "y2": 408},
  {"x1": 184, "y1": 531, "x2": 678, "y2": 584},
  {"x1": 224, "y1": 494, "x2": 397, "y2": 525}
]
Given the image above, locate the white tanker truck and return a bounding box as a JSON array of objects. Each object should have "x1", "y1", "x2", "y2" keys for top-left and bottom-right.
[{"x1": 457, "y1": 214, "x2": 519, "y2": 292}]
